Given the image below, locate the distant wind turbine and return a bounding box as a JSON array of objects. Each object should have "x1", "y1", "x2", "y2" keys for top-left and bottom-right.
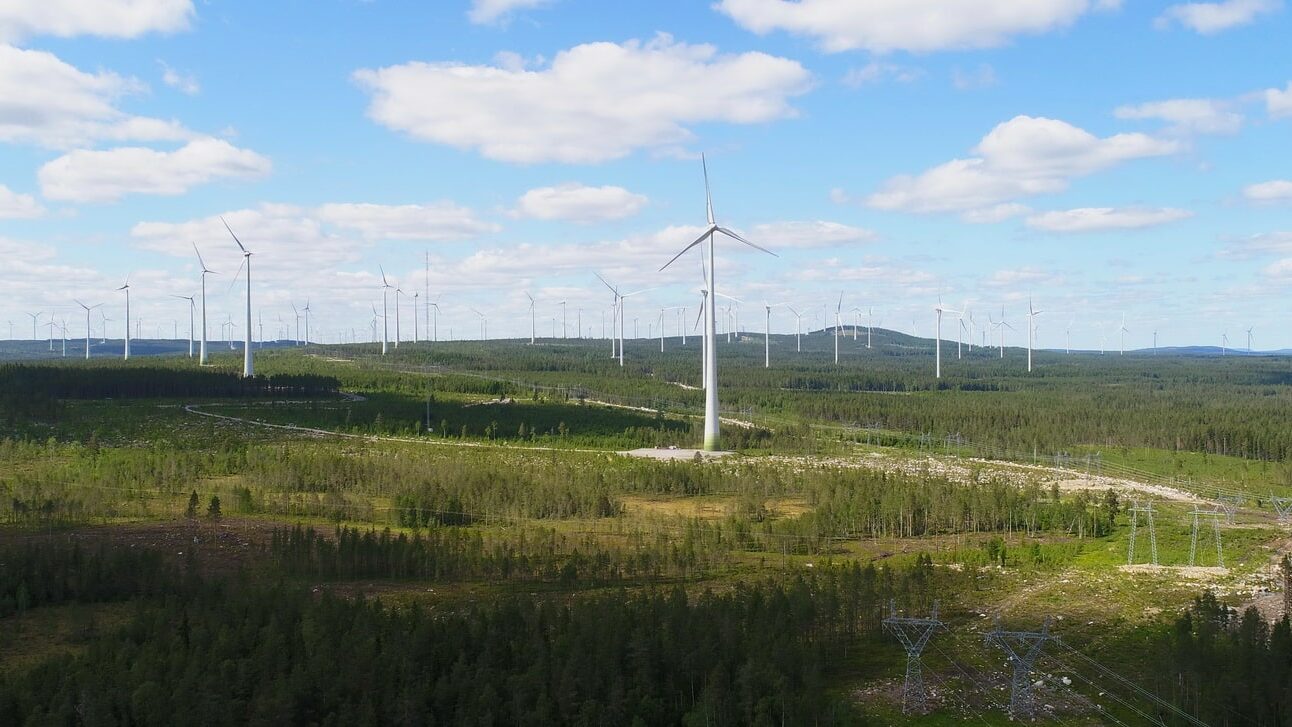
[
  {"x1": 934, "y1": 297, "x2": 960, "y2": 378},
  {"x1": 116, "y1": 276, "x2": 131, "y2": 360},
  {"x1": 1246, "y1": 326, "x2": 1253, "y2": 352},
  {"x1": 27, "y1": 311, "x2": 40, "y2": 340},
  {"x1": 74, "y1": 300, "x2": 102, "y2": 360},
  {"x1": 172, "y1": 294, "x2": 195, "y2": 357},
  {"x1": 378, "y1": 266, "x2": 392, "y2": 355},
  {"x1": 1118, "y1": 314, "x2": 1129, "y2": 356},
  {"x1": 1026, "y1": 297, "x2": 1042, "y2": 373},
  {"x1": 194, "y1": 243, "x2": 215, "y2": 365},
  {"x1": 525, "y1": 292, "x2": 536, "y2": 344}
]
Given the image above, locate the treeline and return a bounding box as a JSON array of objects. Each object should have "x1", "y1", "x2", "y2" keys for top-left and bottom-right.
[
  {"x1": 269, "y1": 524, "x2": 729, "y2": 584},
  {"x1": 1156, "y1": 591, "x2": 1292, "y2": 725},
  {"x1": 0, "y1": 539, "x2": 170, "y2": 617},
  {"x1": 0, "y1": 537, "x2": 951, "y2": 725},
  {"x1": 0, "y1": 364, "x2": 339, "y2": 400}
]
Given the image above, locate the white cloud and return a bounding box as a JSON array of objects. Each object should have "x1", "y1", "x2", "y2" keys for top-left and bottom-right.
[
  {"x1": 467, "y1": 0, "x2": 553, "y2": 24},
  {"x1": 1156, "y1": 0, "x2": 1281, "y2": 33},
  {"x1": 842, "y1": 62, "x2": 924, "y2": 88},
  {"x1": 514, "y1": 183, "x2": 648, "y2": 222},
  {"x1": 0, "y1": 0, "x2": 192, "y2": 42},
  {"x1": 1025, "y1": 207, "x2": 1194, "y2": 232},
  {"x1": 1264, "y1": 258, "x2": 1292, "y2": 280},
  {"x1": 951, "y1": 64, "x2": 998, "y2": 90},
  {"x1": 0, "y1": 44, "x2": 192, "y2": 149},
  {"x1": 715, "y1": 0, "x2": 1097, "y2": 53},
  {"x1": 0, "y1": 184, "x2": 44, "y2": 218},
  {"x1": 1243, "y1": 180, "x2": 1292, "y2": 201},
  {"x1": 159, "y1": 60, "x2": 199, "y2": 95},
  {"x1": 1220, "y1": 231, "x2": 1292, "y2": 258},
  {"x1": 987, "y1": 267, "x2": 1060, "y2": 288},
  {"x1": 1114, "y1": 98, "x2": 1243, "y2": 134},
  {"x1": 962, "y1": 203, "x2": 1031, "y2": 223},
  {"x1": 866, "y1": 115, "x2": 1178, "y2": 214},
  {"x1": 1265, "y1": 82, "x2": 1292, "y2": 118},
  {"x1": 748, "y1": 220, "x2": 877, "y2": 248},
  {"x1": 317, "y1": 202, "x2": 500, "y2": 240},
  {"x1": 38, "y1": 138, "x2": 271, "y2": 202},
  {"x1": 353, "y1": 34, "x2": 812, "y2": 163}
]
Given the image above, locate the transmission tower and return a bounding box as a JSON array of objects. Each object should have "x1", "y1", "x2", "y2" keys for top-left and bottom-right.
[
  {"x1": 1188, "y1": 506, "x2": 1224, "y2": 568},
  {"x1": 985, "y1": 615, "x2": 1053, "y2": 720},
  {"x1": 1271, "y1": 493, "x2": 1292, "y2": 524},
  {"x1": 882, "y1": 600, "x2": 944, "y2": 714},
  {"x1": 1127, "y1": 500, "x2": 1159, "y2": 566},
  {"x1": 1217, "y1": 494, "x2": 1242, "y2": 524}
]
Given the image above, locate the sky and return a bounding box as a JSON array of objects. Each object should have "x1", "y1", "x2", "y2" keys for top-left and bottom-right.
[{"x1": 1, "y1": 0, "x2": 1290, "y2": 350}]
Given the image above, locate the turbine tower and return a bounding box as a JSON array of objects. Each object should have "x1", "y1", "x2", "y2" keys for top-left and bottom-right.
[
  {"x1": 1026, "y1": 297, "x2": 1042, "y2": 373},
  {"x1": 194, "y1": 243, "x2": 215, "y2": 364},
  {"x1": 74, "y1": 300, "x2": 101, "y2": 360},
  {"x1": 221, "y1": 217, "x2": 254, "y2": 377},
  {"x1": 525, "y1": 292, "x2": 536, "y2": 344},
  {"x1": 27, "y1": 312, "x2": 41, "y2": 340},
  {"x1": 172, "y1": 294, "x2": 195, "y2": 357},
  {"x1": 933, "y1": 297, "x2": 960, "y2": 378},
  {"x1": 660, "y1": 154, "x2": 776, "y2": 451},
  {"x1": 378, "y1": 266, "x2": 392, "y2": 355},
  {"x1": 116, "y1": 276, "x2": 131, "y2": 360}
]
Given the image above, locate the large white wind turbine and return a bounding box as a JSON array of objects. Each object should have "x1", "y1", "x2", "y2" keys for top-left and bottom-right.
[
  {"x1": 1118, "y1": 314, "x2": 1129, "y2": 356},
  {"x1": 1221, "y1": 331, "x2": 1229, "y2": 356},
  {"x1": 74, "y1": 300, "x2": 101, "y2": 360},
  {"x1": 303, "y1": 300, "x2": 312, "y2": 346},
  {"x1": 469, "y1": 307, "x2": 487, "y2": 340},
  {"x1": 116, "y1": 276, "x2": 131, "y2": 360},
  {"x1": 933, "y1": 297, "x2": 960, "y2": 378},
  {"x1": 172, "y1": 294, "x2": 195, "y2": 357},
  {"x1": 378, "y1": 266, "x2": 392, "y2": 355},
  {"x1": 524, "y1": 292, "x2": 537, "y2": 344},
  {"x1": 833, "y1": 293, "x2": 844, "y2": 365},
  {"x1": 787, "y1": 306, "x2": 806, "y2": 353},
  {"x1": 221, "y1": 217, "x2": 254, "y2": 378},
  {"x1": 27, "y1": 312, "x2": 40, "y2": 340},
  {"x1": 660, "y1": 154, "x2": 776, "y2": 451},
  {"x1": 763, "y1": 301, "x2": 779, "y2": 367},
  {"x1": 193, "y1": 243, "x2": 215, "y2": 365},
  {"x1": 1246, "y1": 326, "x2": 1254, "y2": 352},
  {"x1": 1025, "y1": 298, "x2": 1042, "y2": 373}
]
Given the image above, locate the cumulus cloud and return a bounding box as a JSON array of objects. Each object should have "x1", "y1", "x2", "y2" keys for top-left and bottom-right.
[
  {"x1": 747, "y1": 220, "x2": 877, "y2": 248},
  {"x1": 842, "y1": 62, "x2": 924, "y2": 88},
  {"x1": 1114, "y1": 98, "x2": 1243, "y2": 134},
  {"x1": 0, "y1": 184, "x2": 44, "y2": 219},
  {"x1": 0, "y1": 0, "x2": 192, "y2": 42},
  {"x1": 1265, "y1": 82, "x2": 1292, "y2": 118},
  {"x1": 467, "y1": 0, "x2": 553, "y2": 24},
  {"x1": 317, "y1": 202, "x2": 501, "y2": 240},
  {"x1": 1219, "y1": 231, "x2": 1292, "y2": 259},
  {"x1": 353, "y1": 34, "x2": 812, "y2": 163},
  {"x1": 1243, "y1": 180, "x2": 1292, "y2": 201},
  {"x1": 865, "y1": 115, "x2": 1178, "y2": 215},
  {"x1": 38, "y1": 138, "x2": 272, "y2": 202},
  {"x1": 0, "y1": 44, "x2": 192, "y2": 149},
  {"x1": 159, "y1": 60, "x2": 199, "y2": 95},
  {"x1": 715, "y1": 0, "x2": 1099, "y2": 53},
  {"x1": 1025, "y1": 207, "x2": 1194, "y2": 232},
  {"x1": 1156, "y1": 0, "x2": 1281, "y2": 33},
  {"x1": 514, "y1": 183, "x2": 648, "y2": 222}
]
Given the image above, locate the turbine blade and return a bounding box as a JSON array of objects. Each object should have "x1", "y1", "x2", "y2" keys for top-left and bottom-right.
[
  {"x1": 702, "y1": 153, "x2": 714, "y2": 225},
  {"x1": 593, "y1": 272, "x2": 618, "y2": 295},
  {"x1": 220, "y1": 216, "x2": 249, "y2": 254},
  {"x1": 659, "y1": 227, "x2": 715, "y2": 271},
  {"x1": 716, "y1": 227, "x2": 777, "y2": 257},
  {"x1": 193, "y1": 242, "x2": 209, "y2": 272}
]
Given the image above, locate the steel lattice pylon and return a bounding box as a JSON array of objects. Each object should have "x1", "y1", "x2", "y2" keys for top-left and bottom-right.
[
  {"x1": 1270, "y1": 493, "x2": 1292, "y2": 524},
  {"x1": 1188, "y1": 505, "x2": 1225, "y2": 568},
  {"x1": 882, "y1": 600, "x2": 944, "y2": 714},
  {"x1": 985, "y1": 616, "x2": 1053, "y2": 720},
  {"x1": 1127, "y1": 500, "x2": 1158, "y2": 566}
]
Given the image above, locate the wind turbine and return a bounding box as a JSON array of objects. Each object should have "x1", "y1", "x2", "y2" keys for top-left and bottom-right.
[
  {"x1": 786, "y1": 306, "x2": 806, "y2": 352},
  {"x1": 428, "y1": 298, "x2": 440, "y2": 342},
  {"x1": 378, "y1": 266, "x2": 392, "y2": 355},
  {"x1": 934, "y1": 297, "x2": 960, "y2": 378},
  {"x1": 1118, "y1": 314, "x2": 1128, "y2": 356},
  {"x1": 291, "y1": 303, "x2": 301, "y2": 345},
  {"x1": 524, "y1": 292, "x2": 536, "y2": 344},
  {"x1": 762, "y1": 301, "x2": 786, "y2": 368},
  {"x1": 26, "y1": 312, "x2": 40, "y2": 340},
  {"x1": 1221, "y1": 331, "x2": 1229, "y2": 356},
  {"x1": 660, "y1": 154, "x2": 776, "y2": 451},
  {"x1": 1026, "y1": 297, "x2": 1042, "y2": 373},
  {"x1": 833, "y1": 292, "x2": 844, "y2": 365},
  {"x1": 560, "y1": 300, "x2": 567, "y2": 339},
  {"x1": 220, "y1": 217, "x2": 254, "y2": 377},
  {"x1": 172, "y1": 294, "x2": 195, "y2": 357},
  {"x1": 116, "y1": 276, "x2": 131, "y2": 360},
  {"x1": 74, "y1": 300, "x2": 101, "y2": 359},
  {"x1": 470, "y1": 307, "x2": 487, "y2": 340},
  {"x1": 1246, "y1": 326, "x2": 1254, "y2": 352},
  {"x1": 1065, "y1": 316, "x2": 1074, "y2": 355},
  {"x1": 303, "y1": 300, "x2": 311, "y2": 346},
  {"x1": 193, "y1": 243, "x2": 215, "y2": 365}
]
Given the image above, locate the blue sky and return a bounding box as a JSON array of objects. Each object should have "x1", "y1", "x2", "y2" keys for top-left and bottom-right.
[{"x1": 1, "y1": 0, "x2": 1290, "y2": 349}]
